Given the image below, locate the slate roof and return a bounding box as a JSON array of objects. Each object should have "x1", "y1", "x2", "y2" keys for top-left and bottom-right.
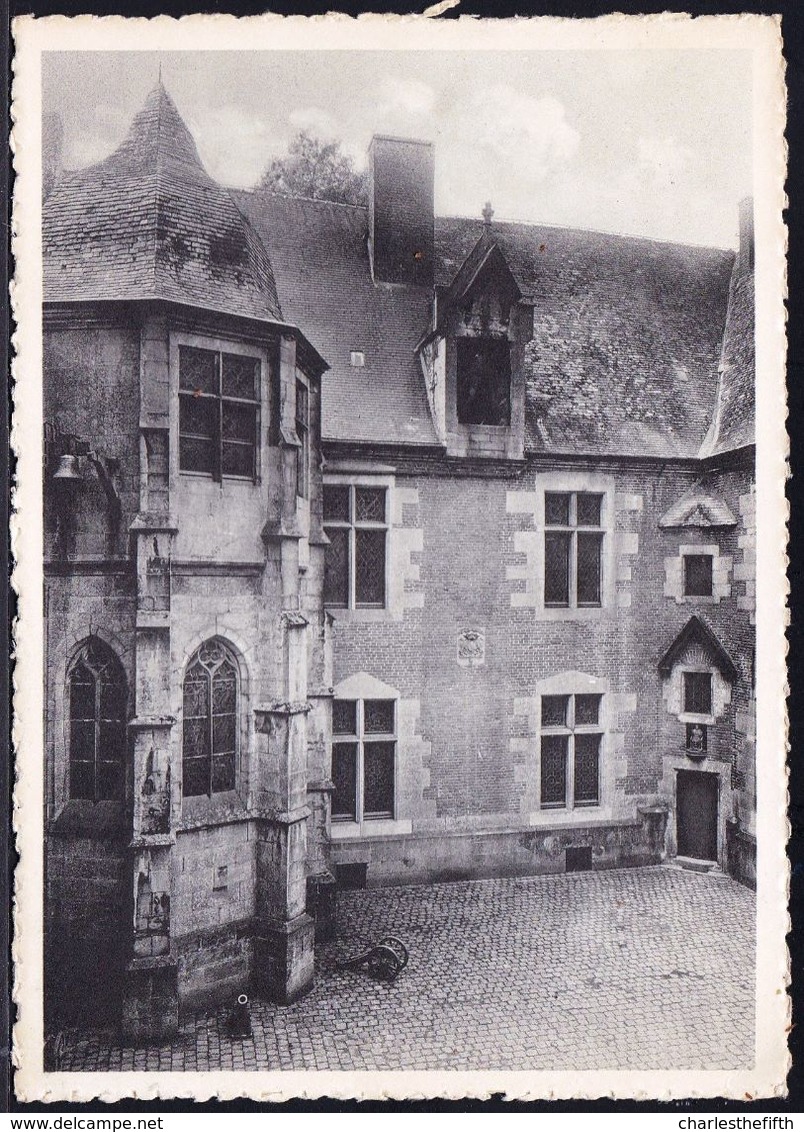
[
  {"x1": 702, "y1": 266, "x2": 755, "y2": 456},
  {"x1": 436, "y1": 217, "x2": 735, "y2": 458},
  {"x1": 43, "y1": 85, "x2": 283, "y2": 324},
  {"x1": 234, "y1": 191, "x2": 439, "y2": 446},
  {"x1": 45, "y1": 86, "x2": 751, "y2": 459},
  {"x1": 237, "y1": 193, "x2": 737, "y2": 455}
]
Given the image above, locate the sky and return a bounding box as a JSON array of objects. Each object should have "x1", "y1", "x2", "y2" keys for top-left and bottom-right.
[{"x1": 42, "y1": 49, "x2": 753, "y2": 248}]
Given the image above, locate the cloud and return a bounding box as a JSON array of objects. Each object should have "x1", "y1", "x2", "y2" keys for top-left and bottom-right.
[
  {"x1": 459, "y1": 86, "x2": 580, "y2": 174},
  {"x1": 438, "y1": 85, "x2": 580, "y2": 220},
  {"x1": 66, "y1": 106, "x2": 130, "y2": 169},
  {"x1": 289, "y1": 106, "x2": 340, "y2": 139},
  {"x1": 636, "y1": 135, "x2": 694, "y2": 190},
  {"x1": 193, "y1": 105, "x2": 277, "y2": 188},
  {"x1": 378, "y1": 77, "x2": 437, "y2": 117}
]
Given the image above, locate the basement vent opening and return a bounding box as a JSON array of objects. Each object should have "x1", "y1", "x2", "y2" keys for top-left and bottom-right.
[
  {"x1": 350, "y1": 351, "x2": 366, "y2": 368},
  {"x1": 336, "y1": 862, "x2": 368, "y2": 890},
  {"x1": 565, "y1": 846, "x2": 593, "y2": 873}
]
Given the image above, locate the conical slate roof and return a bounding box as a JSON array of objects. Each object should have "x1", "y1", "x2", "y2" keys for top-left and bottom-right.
[{"x1": 44, "y1": 84, "x2": 283, "y2": 323}]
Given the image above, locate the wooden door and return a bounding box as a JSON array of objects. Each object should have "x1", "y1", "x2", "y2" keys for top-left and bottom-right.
[{"x1": 676, "y1": 770, "x2": 719, "y2": 861}]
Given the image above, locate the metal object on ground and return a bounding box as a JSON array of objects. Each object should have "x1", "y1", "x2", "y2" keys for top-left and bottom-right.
[
  {"x1": 225, "y1": 993, "x2": 252, "y2": 1038},
  {"x1": 338, "y1": 935, "x2": 409, "y2": 981}
]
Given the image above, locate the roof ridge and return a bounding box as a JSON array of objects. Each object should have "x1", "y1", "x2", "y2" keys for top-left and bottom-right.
[
  {"x1": 438, "y1": 212, "x2": 735, "y2": 256},
  {"x1": 241, "y1": 187, "x2": 368, "y2": 211}
]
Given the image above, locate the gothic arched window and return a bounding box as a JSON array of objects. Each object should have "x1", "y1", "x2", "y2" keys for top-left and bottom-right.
[
  {"x1": 68, "y1": 638, "x2": 127, "y2": 801},
  {"x1": 182, "y1": 640, "x2": 238, "y2": 798}
]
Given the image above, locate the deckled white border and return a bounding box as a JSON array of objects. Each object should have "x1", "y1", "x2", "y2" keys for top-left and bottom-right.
[{"x1": 10, "y1": 10, "x2": 789, "y2": 1103}]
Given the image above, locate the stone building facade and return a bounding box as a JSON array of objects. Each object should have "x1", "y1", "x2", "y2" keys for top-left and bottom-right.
[{"x1": 42, "y1": 86, "x2": 756, "y2": 1037}]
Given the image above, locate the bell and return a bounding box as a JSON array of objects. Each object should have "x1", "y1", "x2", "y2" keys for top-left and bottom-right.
[{"x1": 52, "y1": 454, "x2": 82, "y2": 481}]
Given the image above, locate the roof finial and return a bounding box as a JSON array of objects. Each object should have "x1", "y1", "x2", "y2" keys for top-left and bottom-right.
[{"x1": 482, "y1": 200, "x2": 494, "y2": 230}]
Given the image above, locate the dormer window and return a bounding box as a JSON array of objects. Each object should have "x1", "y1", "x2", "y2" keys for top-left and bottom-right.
[{"x1": 456, "y1": 337, "x2": 511, "y2": 426}]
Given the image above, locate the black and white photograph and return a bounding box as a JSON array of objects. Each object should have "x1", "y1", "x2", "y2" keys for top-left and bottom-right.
[{"x1": 10, "y1": 12, "x2": 788, "y2": 1102}]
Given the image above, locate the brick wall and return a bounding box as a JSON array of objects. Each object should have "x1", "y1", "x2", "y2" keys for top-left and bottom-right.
[{"x1": 329, "y1": 457, "x2": 755, "y2": 881}]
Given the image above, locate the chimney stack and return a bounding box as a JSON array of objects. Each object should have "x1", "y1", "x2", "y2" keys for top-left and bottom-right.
[
  {"x1": 737, "y1": 196, "x2": 754, "y2": 275},
  {"x1": 368, "y1": 135, "x2": 434, "y2": 287}
]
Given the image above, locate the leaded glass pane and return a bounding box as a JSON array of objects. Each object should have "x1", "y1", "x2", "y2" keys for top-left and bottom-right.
[
  {"x1": 212, "y1": 713, "x2": 235, "y2": 756},
  {"x1": 324, "y1": 526, "x2": 349, "y2": 606},
  {"x1": 575, "y1": 693, "x2": 602, "y2": 726},
  {"x1": 684, "y1": 672, "x2": 712, "y2": 715},
  {"x1": 545, "y1": 492, "x2": 570, "y2": 526},
  {"x1": 98, "y1": 721, "x2": 126, "y2": 767},
  {"x1": 222, "y1": 402, "x2": 256, "y2": 442},
  {"x1": 323, "y1": 485, "x2": 350, "y2": 522},
  {"x1": 295, "y1": 381, "x2": 309, "y2": 427},
  {"x1": 212, "y1": 673, "x2": 236, "y2": 714},
  {"x1": 180, "y1": 395, "x2": 216, "y2": 439},
  {"x1": 222, "y1": 353, "x2": 258, "y2": 399},
  {"x1": 544, "y1": 531, "x2": 570, "y2": 606},
  {"x1": 99, "y1": 675, "x2": 126, "y2": 722},
  {"x1": 183, "y1": 716, "x2": 209, "y2": 761},
  {"x1": 183, "y1": 756, "x2": 209, "y2": 798},
  {"x1": 683, "y1": 554, "x2": 713, "y2": 597},
  {"x1": 576, "y1": 531, "x2": 603, "y2": 606},
  {"x1": 69, "y1": 760, "x2": 94, "y2": 800},
  {"x1": 70, "y1": 665, "x2": 95, "y2": 720},
  {"x1": 96, "y1": 760, "x2": 123, "y2": 802},
  {"x1": 212, "y1": 753, "x2": 235, "y2": 794},
  {"x1": 574, "y1": 733, "x2": 600, "y2": 805},
  {"x1": 183, "y1": 672, "x2": 209, "y2": 719},
  {"x1": 364, "y1": 742, "x2": 395, "y2": 817},
  {"x1": 332, "y1": 700, "x2": 357, "y2": 736},
  {"x1": 541, "y1": 695, "x2": 569, "y2": 728},
  {"x1": 179, "y1": 435, "x2": 215, "y2": 475},
  {"x1": 355, "y1": 528, "x2": 386, "y2": 606},
  {"x1": 576, "y1": 493, "x2": 603, "y2": 526},
  {"x1": 70, "y1": 719, "x2": 95, "y2": 761},
  {"x1": 541, "y1": 735, "x2": 567, "y2": 806},
  {"x1": 332, "y1": 743, "x2": 357, "y2": 820},
  {"x1": 222, "y1": 441, "x2": 255, "y2": 478},
  {"x1": 364, "y1": 700, "x2": 395, "y2": 735},
  {"x1": 355, "y1": 487, "x2": 386, "y2": 523},
  {"x1": 179, "y1": 346, "x2": 217, "y2": 394}
]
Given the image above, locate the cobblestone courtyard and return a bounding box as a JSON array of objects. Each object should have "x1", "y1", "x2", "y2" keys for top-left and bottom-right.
[{"x1": 57, "y1": 865, "x2": 755, "y2": 1073}]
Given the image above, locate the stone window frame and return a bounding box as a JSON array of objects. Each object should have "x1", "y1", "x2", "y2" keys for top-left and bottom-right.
[
  {"x1": 532, "y1": 671, "x2": 613, "y2": 819},
  {"x1": 331, "y1": 696, "x2": 398, "y2": 824},
  {"x1": 181, "y1": 638, "x2": 240, "y2": 799},
  {"x1": 322, "y1": 473, "x2": 395, "y2": 621},
  {"x1": 329, "y1": 672, "x2": 413, "y2": 840},
  {"x1": 539, "y1": 691, "x2": 604, "y2": 812},
  {"x1": 178, "y1": 633, "x2": 251, "y2": 820},
  {"x1": 664, "y1": 542, "x2": 731, "y2": 605},
  {"x1": 66, "y1": 636, "x2": 128, "y2": 803},
  {"x1": 535, "y1": 471, "x2": 616, "y2": 621},
  {"x1": 544, "y1": 490, "x2": 605, "y2": 610},
  {"x1": 48, "y1": 625, "x2": 134, "y2": 828},
  {"x1": 169, "y1": 330, "x2": 270, "y2": 488},
  {"x1": 676, "y1": 664, "x2": 720, "y2": 728}
]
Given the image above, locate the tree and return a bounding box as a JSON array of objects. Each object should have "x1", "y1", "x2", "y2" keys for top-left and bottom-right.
[{"x1": 257, "y1": 131, "x2": 367, "y2": 206}]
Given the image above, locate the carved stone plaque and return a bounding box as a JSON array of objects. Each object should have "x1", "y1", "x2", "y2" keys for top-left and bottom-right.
[{"x1": 457, "y1": 628, "x2": 486, "y2": 667}]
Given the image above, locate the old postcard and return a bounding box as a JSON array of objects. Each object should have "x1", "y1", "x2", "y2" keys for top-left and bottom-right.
[{"x1": 10, "y1": 11, "x2": 788, "y2": 1102}]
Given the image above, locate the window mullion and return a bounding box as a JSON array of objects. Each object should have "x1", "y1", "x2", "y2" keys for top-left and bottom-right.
[
  {"x1": 215, "y1": 353, "x2": 223, "y2": 483},
  {"x1": 567, "y1": 733, "x2": 576, "y2": 811},
  {"x1": 349, "y1": 487, "x2": 356, "y2": 610},
  {"x1": 356, "y1": 700, "x2": 364, "y2": 823},
  {"x1": 207, "y1": 670, "x2": 214, "y2": 798},
  {"x1": 93, "y1": 673, "x2": 101, "y2": 803}
]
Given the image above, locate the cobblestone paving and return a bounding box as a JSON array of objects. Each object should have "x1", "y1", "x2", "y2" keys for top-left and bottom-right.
[{"x1": 58, "y1": 866, "x2": 755, "y2": 1072}]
